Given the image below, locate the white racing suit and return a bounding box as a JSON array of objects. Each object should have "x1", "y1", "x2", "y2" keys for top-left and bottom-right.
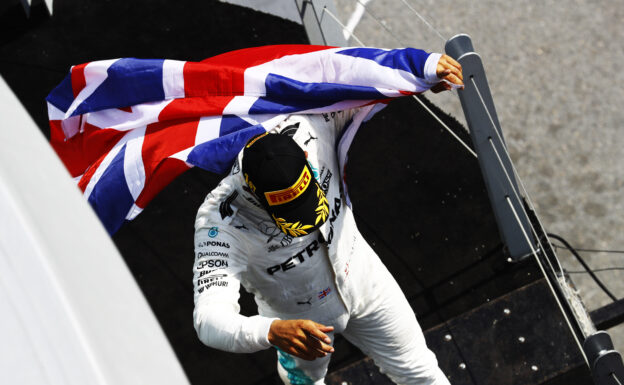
[{"x1": 193, "y1": 111, "x2": 450, "y2": 385}]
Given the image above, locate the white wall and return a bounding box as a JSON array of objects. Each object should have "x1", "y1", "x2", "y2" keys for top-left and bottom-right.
[{"x1": 0, "y1": 76, "x2": 189, "y2": 385}]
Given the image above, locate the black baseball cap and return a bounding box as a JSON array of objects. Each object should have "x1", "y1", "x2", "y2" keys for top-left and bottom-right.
[{"x1": 242, "y1": 133, "x2": 328, "y2": 237}]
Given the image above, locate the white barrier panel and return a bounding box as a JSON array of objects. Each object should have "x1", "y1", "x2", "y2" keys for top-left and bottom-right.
[{"x1": 0, "y1": 76, "x2": 189, "y2": 385}]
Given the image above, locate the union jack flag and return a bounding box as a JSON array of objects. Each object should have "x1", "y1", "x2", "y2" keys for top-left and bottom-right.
[
  {"x1": 318, "y1": 287, "x2": 332, "y2": 300},
  {"x1": 46, "y1": 45, "x2": 440, "y2": 234}
]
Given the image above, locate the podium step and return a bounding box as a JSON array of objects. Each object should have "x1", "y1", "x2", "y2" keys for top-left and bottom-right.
[{"x1": 327, "y1": 279, "x2": 593, "y2": 385}]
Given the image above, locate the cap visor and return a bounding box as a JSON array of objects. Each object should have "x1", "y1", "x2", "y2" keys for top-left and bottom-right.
[{"x1": 269, "y1": 181, "x2": 327, "y2": 237}]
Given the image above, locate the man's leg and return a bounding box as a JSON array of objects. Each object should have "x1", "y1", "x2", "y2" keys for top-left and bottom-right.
[{"x1": 341, "y1": 268, "x2": 450, "y2": 385}]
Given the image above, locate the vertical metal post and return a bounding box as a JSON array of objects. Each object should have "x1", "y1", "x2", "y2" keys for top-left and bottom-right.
[
  {"x1": 295, "y1": 0, "x2": 348, "y2": 46},
  {"x1": 583, "y1": 331, "x2": 624, "y2": 385},
  {"x1": 445, "y1": 34, "x2": 535, "y2": 261}
]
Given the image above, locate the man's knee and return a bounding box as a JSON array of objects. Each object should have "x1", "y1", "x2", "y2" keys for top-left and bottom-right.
[{"x1": 372, "y1": 344, "x2": 449, "y2": 385}]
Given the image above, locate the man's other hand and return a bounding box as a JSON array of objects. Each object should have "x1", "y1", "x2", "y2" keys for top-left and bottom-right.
[
  {"x1": 268, "y1": 319, "x2": 335, "y2": 361},
  {"x1": 432, "y1": 54, "x2": 464, "y2": 93}
]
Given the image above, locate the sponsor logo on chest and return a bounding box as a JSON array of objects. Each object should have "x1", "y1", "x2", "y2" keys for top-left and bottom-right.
[
  {"x1": 197, "y1": 259, "x2": 228, "y2": 269},
  {"x1": 197, "y1": 240, "x2": 230, "y2": 248},
  {"x1": 266, "y1": 235, "x2": 325, "y2": 275}
]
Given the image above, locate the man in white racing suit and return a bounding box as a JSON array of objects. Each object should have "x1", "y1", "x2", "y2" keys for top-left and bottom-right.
[{"x1": 192, "y1": 53, "x2": 463, "y2": 385}]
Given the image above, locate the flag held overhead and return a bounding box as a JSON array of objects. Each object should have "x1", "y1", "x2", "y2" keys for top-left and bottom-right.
[{"x1": 46, "y1": 45, "x2": 441, "y2": 234}]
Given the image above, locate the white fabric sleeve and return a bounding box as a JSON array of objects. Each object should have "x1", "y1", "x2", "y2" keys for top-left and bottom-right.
[
  {"x1": 424, "y1": 52, "x2": 442, "y2": 84},
  {"x1": 192, "y1": 225, "x2": 278, "y2": 353}
]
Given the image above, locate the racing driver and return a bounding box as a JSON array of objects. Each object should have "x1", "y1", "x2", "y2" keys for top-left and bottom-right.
[{"x1": 192, "y1": 53, "x2": 463, "y2": 385}]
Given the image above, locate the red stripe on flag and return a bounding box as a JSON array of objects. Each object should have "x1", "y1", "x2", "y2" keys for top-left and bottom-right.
[
  {"x1": 71, "y1": 63, "x2": 88, "y2": 98},
  {"x1": 184, "y1": 45, "x2": 333, "y2": 97},
  {"x1": 77, "y1": 151, "x2": 107, "y2": 193},
  {"x1": 50, "y1": 121, "x2": 126, "y2": 179},
  {"x1": 134, "y1": 159, "x2": 190, "y2": 209},
  {"x1": 134, "y1": 118, "x2": 198, "y2": 207},
  {"x1": 183, "y1": 61, "x2": 245, "y2": 98},
  {"x1": 159, "y1": 96, "x2": 234, "y2": 122}
]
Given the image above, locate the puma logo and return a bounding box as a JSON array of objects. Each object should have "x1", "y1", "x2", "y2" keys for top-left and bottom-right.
[{"x1": 304, "y1": 133, "x2": 317, "y2": 145}]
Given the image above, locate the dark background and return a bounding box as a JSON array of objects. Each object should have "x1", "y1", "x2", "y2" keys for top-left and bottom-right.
[{"x1": 1, "y1": 1, "x2": 589, "y2": 384}]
